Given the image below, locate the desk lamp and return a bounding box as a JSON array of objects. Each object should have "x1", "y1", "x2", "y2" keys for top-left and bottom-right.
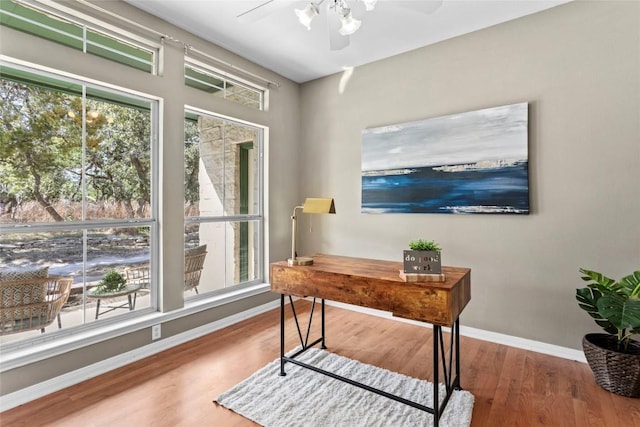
[{"x1": 288, "y1": 198, "x2": 336, "y2": 266}]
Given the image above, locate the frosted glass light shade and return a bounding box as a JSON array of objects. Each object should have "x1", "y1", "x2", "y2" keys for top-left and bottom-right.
[
  {"x1": 295, "y1": 3, "x2": 319, "y2": 30},
  {"x1": 339, "y1": 12, "x2": 361, "y2": 35}
]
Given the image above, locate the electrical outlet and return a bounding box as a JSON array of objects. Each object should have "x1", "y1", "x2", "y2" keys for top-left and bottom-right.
[{"x1": 151, "y1": 324, "x2": 161, "y2": 340}]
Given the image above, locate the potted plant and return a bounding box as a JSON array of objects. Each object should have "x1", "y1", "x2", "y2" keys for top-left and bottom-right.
[
  {"x1": 93, "y1": 269, "x2": 127, "y2": 294},
  {"x1": 403, "y1": 239, "x2": 442, "y2": 274},
  {"x1": 575, "y1": 268, "x2": 640, "y2": 397}
]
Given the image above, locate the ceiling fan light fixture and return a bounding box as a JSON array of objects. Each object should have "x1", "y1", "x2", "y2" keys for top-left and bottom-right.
[
  {"x1": 295, "y1": 2, "x2": 320, "y2": 30},
  {"x1": 338, "y1": 10, "x2": 361, "y2": 36},
  {"x1": 362, "y1": 0, "x2": 377, "y2": 11}
]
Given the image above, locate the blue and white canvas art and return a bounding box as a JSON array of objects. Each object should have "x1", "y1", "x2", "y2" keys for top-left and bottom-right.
[{"x1": 361, "y1": 102, "x2": 529, "y2": 214}]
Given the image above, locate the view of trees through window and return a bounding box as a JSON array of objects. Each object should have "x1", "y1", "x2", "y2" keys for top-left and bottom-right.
[
  {"x1": 0, "y1": 80, "x2": 152, "y2": 222},
  {"x1": 1, "y1": 62, "x2": 265, "y2": 345},
  {"x1": 0, "y1": 67, "x2": 156, "y2": 342},
  {"x1": 1, "y1": 3, "x2": 266, "y2": 351}
]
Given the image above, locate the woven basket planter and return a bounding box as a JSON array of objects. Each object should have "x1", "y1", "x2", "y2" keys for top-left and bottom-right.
[{"x1": 582, "y1": 333, "x2": 640, "y2": 398}]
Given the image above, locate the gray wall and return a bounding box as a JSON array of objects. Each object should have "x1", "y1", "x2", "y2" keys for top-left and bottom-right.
[
  {"x1": 0, "y1": 1, "x2": 297, "y2": 395},
  {"x1": 296, "y1": 0, "x2": 640, "y2": 350}
]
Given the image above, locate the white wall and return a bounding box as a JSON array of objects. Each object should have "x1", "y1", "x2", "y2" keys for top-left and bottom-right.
[{"x1": 297, "y1": 0, "x2": 640, "y2": 349}]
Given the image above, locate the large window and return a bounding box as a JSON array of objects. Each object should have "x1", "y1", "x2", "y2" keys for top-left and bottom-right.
[
  {"x1": 0, "y1": 64, "x2": 157, "y2": 345},
  {"x1": 184, "y1": 109, "x2": 263, "y2": 299},
  {"x1": 0, "y1": 0, "x2": 270, "y2": 360}
]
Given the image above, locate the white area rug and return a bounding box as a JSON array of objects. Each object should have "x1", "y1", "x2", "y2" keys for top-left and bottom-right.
[{"x1": 214, "y1": 348, "x2": 474, "y2": 427}]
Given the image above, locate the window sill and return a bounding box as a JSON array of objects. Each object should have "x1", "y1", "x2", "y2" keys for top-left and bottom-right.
[{"x1": 0, "y1": 283, "x2": 271, "y2": 372}]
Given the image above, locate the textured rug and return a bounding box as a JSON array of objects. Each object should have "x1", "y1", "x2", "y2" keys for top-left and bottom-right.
[{"x1": 214, "y1": 348, "x2": 474, "y2": 427}]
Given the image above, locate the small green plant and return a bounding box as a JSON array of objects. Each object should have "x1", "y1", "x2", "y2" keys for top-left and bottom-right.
[
  {"x1": 576, "y1": 268, "x2": 640, "y2": 353},
  {"x1": 93, "y1": 269, "x2": 127, "y2": 294},
  {"x1": 408, "y1": 239, "x2": 441, "y2": 252}
]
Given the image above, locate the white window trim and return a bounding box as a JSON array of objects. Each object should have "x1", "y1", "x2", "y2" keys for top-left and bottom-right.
[
  {"x1": 1, "y1": 55, "x2": 159, "y2": 101},
  {"x1": 185, "y1": 57, "x2": 267, "y2": 110},
  {"x1": 0, "y1": 57, "x2": 162, "y2": 346},
  {"x1": 183, "y1": 105, "x2": 267, "y2": 292},
  {"x1": 8, "y1": 0, "x2": 162, "y2": 74},
  {"x1": 16, "y1": 0, "x2": 161, "y2": 49}
]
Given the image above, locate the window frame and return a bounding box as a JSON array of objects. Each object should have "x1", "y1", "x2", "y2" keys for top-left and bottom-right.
[
  {"x1": 0, "y1": 0, "x2": 160, "y2": 74},
  {"x1": 184, "y1": 58, "x2": 266, "y2": 110},
  {"x1": 183, "y1": 105, "x2": 266, "y2": 298},
  {"x1": 0, "y1": 59, "x2": 161, "y2": 349}
]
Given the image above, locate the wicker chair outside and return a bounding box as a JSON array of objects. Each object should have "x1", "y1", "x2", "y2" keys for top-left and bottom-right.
[
  {"x1": 0, "y1": 276, "x2": 72, "y2": 335},
  {"x1": 124, "y1": 265, "x2": 150, "y2": 290},
  {"x1": 125, "y1": 248, "x2": 207, "y2": 294},
  {"x1": 184, "y1": 251, "x2": 207, "y2": 294}
]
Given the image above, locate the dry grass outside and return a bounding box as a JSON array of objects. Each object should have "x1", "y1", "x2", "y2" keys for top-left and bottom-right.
[
  {"x1": 1, "y1": 200, "x2": 202, "y2": 224},
  {"x1": 0, "y1": 200, "x2": 151, "y2": 223}
]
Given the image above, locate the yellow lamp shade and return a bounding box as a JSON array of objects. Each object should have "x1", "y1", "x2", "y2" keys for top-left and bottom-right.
[{"x1": 302, "y1": 198, "x2": 336, "y2": 214}]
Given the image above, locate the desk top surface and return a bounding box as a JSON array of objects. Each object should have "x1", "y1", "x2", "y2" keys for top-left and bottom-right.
[{"x1": 271, "y1": 253, "x2": 470, "y2": 289}]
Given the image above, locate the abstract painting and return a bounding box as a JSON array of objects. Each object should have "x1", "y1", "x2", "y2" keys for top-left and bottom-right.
[{"x1": 361, "y1": 102, "x2": 529, "y2": 214}]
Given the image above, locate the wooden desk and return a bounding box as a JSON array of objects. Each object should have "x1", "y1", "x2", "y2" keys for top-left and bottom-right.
[
  {"x1": 271, "y1": 253, "x2": 470, "y2": 326},
  {"x1": 270, "y1": 254, "x2": 471, "y2": 427}
]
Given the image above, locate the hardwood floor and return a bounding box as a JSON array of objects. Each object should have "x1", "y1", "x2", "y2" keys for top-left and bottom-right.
[{"x1": 2, "y1": 301, "x2": 639, "y2": 426}]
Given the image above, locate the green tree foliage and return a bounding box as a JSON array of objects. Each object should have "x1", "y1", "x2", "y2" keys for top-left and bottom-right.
[
  {"x1": 83, "y1": 100, "x2": 151, "y2": 218},
  {"x1": 184, "y1": 118, "x2": 200, "y2": 206},
  {"x1": 0, "y1": 78, "x2": 152, "y2": 221},
  {"x1": 0, "y1": 79, "x2": 81, "y2": 221}
]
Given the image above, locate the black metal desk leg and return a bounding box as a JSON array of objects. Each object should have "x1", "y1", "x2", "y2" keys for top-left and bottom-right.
[
  {"x1": 433, "y1": 325, "x2": 441, "y2": 427},
  {"x1": 280, "y1": 294, "x2": 286, "y2": 376},
  {"x1": 455, "y1": 318, "x2": 461, "y2": 390},
  {"x1": 321, "y1": 299, "x2": 326, "y2": 349}
]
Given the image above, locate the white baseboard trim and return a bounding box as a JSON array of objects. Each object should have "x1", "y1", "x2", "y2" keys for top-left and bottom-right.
[
  {"x1": 0, "y1": 299, "x2": 280, "y2": 412},
  {"x1": 2, "y1": 297, "x2": 586, "y2": 412},
  {"x1": 324, "y1": 300, "x2": 587, "y2": 363}
]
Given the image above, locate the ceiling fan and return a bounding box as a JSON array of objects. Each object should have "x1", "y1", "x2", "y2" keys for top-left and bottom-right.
[{"x1": 236, "y1": 0, "x2": 443, "y2": 51}]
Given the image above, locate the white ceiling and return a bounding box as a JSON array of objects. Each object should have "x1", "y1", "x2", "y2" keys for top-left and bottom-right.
[{"x1": 124, "y1": 0, "x2": 570, "y2": 83}]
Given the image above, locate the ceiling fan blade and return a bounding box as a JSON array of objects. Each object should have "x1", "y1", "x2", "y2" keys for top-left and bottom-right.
[
  {"x1": 327, "y1": 9, "x2": 349, "y2": 51},
  {"x1": 393, "y1": 0, "x2": 443, "y2": 14},
  {"x1": 236, "y1": 0, "x2": 294, "y2": 23}
]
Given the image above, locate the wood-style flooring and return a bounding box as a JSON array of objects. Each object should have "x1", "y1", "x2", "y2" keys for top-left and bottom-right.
[{"x1": 1, "y1": 301, "x2": 639, "y2": 426}]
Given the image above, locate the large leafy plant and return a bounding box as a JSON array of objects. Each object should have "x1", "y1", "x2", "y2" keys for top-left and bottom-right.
[{"x1": 576, "y1": 268, "x2": 640, "y2": 353}]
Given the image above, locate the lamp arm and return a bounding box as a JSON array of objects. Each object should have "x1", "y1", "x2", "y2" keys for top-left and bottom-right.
[{"x1": 291, "y1": 205, "x2": 304, "y2": 262}]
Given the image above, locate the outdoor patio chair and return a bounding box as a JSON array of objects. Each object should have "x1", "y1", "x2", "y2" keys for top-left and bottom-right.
[
  {"x1": 125, "y1": 245, "x2": 207, "y2": 294},
  {"x1": 0, "y1": 276, "x2": 73, "y2": 335}
]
